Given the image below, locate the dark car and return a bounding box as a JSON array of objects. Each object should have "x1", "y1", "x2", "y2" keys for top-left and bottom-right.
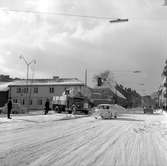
[{"x1": 143, "y1": 106, "x2": 153, "y2": 114}]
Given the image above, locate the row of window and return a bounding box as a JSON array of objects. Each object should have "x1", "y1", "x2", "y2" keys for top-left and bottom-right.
[
  {"x1": 13, "y1": 99, "x2": 44, "y2": 105},
  {"x1": 16, "y1": 87, "x2": 55, "y2": 94}
]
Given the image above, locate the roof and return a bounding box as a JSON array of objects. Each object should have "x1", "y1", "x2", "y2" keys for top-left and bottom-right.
[
  {"x1": 8, "y1": 78, "x2": 85, "y2": 87},
  {"x1": 0, "y1": 82, "x2": 12, "y2": 91},
  {"x1": 91, "y1": 87, "x2": 126, "y2": 99},
  {"x1": 98, "y1": 104, "x2": 112, "y2": 106}
]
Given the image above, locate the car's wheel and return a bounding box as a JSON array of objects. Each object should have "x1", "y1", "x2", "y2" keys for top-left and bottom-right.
[
  {"x1": 68, "y1": 110, "x2": 72, "y2": 114},
  {"x1": 101, "y1": 115, "x2": 104, "y2": 119},
  {"x1": 84, "y1": 110, "x2": 88, "y2": 115}
]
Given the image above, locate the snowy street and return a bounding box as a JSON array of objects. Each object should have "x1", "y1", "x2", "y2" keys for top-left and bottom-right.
[{"x1": 0, "y1": 112, "x2": 167, "y2": 166}]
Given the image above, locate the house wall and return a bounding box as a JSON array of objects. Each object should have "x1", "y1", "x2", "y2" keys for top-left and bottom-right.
[{"x1": 9, "y1": 84, "x2": 87, "y2": 110}]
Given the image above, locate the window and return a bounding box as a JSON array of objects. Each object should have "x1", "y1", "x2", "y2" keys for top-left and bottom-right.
[
  {"x1": 37, "y1": 99, "x2": 43, "y2": 105},
  {"x1": 13, "y1": 99, "x2": 17, "y2": 103},
  {"x1": 16, "y1": 88, "x2": 21, "y2": 93},
  {"x1": 65, "y1": 88, "x2": 70, "y2": 95},
  {"x1": 23, "y1": 88, "x2": 28, "y2": 93},
  {"x1": 29, "y1": 100, "x2": 32, "y2": 105},
  {"x1": 34, "y1": 87, "x2": 38, "y2": 93},
  {"x1": 49, "y1": 87, "x2": 54, "y2": 93},
  {"x1": 22, "y1": 99, "x2": 25, "y2": 105}
]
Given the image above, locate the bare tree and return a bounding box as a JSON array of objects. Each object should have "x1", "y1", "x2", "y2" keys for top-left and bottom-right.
[{"x1": 93, "y1": 70, "x2": 116, "y2": 90}]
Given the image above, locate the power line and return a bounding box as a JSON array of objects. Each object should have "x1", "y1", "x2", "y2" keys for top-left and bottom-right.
[
  {"x1": 1, "y1": 9, "x2": 167, "y2": 21},
  {"x1": 1, "y1": 9, "x2": 117, "y2": 20}
]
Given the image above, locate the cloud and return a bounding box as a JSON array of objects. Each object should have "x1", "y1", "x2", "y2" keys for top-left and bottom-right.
[
  {"x1": 0, "y1": 0, "x2": 167, "y2": 94},
  {"x1": 164, "y1": 0, "x2": 167, "y2": 6}
]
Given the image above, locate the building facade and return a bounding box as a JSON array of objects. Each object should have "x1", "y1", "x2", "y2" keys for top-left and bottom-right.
[{"x1": 9, "y1": 77, "x2": 90, "y2": 110}]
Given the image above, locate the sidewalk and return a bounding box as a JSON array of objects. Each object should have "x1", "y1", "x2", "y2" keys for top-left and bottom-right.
[
  {"x1": 0, "y1": 111, "x2": 88, "y2": 134},
  {"x1": 0, "y1": 111, "x2": 88, "y2": 123}
]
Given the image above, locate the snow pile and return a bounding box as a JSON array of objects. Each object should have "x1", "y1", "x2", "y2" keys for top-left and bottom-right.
[
  {"x1": 111, "y1": 104, "x2": 127, "y2": 112},
  {"x1": 154, "y1": 109, "x2": 163, "y2": 114}
]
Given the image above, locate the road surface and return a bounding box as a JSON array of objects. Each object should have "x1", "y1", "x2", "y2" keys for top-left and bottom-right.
[{"x1": 0, "y1": 112, "x2": 167, "y2": 166}]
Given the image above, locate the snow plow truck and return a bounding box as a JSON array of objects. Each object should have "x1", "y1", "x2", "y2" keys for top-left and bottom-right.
[{"x1": 52, "y1": 91, "x2": 91, "y2": 115}]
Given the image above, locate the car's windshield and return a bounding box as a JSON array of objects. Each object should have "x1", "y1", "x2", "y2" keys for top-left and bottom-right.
[{"x1": 98, "y1": 105, "x2": 110, "y2": 109}]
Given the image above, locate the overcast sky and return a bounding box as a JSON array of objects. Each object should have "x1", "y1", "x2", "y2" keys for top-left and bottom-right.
[{"x1": 0, "y1": 0, "x2": 167, "y2": 95}]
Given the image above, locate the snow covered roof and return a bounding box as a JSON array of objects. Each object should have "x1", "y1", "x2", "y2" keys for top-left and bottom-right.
[
  {"x1": 91, "y1": 87, "x2": 126, "y2": 99},
  {"x1": 113, "y1": 88, "x2": 126, "y2": 99},
  {"x1": 9, "y1": 78, "x2": 85, "y2": 87},
  {"x1": 0, "y1": 82, "x2": 12, "y2": 91}
]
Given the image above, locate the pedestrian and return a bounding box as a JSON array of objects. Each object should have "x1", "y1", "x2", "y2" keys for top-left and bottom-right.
[
  {"x1": 7, "y1": 98, "x2": 12, "y2": 119},
  {"x1": 44, "y1": 98, "x2": 50, "y2": 115},
  {"x1": 71, "y1": 104, "x2": 77, "y2": 115}
]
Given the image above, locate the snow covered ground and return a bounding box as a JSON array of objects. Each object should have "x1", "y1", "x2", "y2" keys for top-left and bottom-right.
[{"x1": 0, "y1": 111, "x2": 167, "y2": 166}]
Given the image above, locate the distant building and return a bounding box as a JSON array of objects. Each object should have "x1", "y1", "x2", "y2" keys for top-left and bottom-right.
[
  {"x1": 141, "y1": 95, "x2": 156, "y2": 108},
  {"x1": 92, "y1": 71, "x2": 127, "y2": 106},
  {"x1": 0, "y1": 74, "x2": 21, "y2": 82},
  {"x1": 91, "y1": 87, "x2": 127, "y2": 106},
  {"x1": 9, "y1": 77, "x2": 91, "y2": 110}
]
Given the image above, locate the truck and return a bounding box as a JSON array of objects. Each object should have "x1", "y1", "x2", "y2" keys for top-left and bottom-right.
[{"x1": 52, "y1": 95, "x2": 90, "y2": 114}]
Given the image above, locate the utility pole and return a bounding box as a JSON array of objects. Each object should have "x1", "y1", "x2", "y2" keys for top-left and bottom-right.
[
  {"x1": 85, "y1": 69, "x2": 87, "y2": 87},
  {"x1": 20, "y1": 55, "x2": 36, "y2": 107},
  {"x1": 109, "y1": 18, "x2": 128, "y2": 23}
]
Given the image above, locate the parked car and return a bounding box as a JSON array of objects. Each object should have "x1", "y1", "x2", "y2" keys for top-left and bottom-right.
[
  {"x1": 94, "y1": 104, "x2": 119, "y2": 119},
  {"x1": 1, "y1": 103, "x2": 28, "y2": 114},
  {"x1": 143, "y1": 106, "x2": 153, "y2": 114}
]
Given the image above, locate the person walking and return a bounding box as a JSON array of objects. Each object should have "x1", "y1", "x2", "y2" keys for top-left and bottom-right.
[
  {"x1": 7, "y1": 98, "x2": 12, "y2": 119},
  {"x1": 44, "y1": 98, "x2": 50, "y2": 115},
  {"x1": 71, "y1": 104, "x2": 77, "y2": 115}
]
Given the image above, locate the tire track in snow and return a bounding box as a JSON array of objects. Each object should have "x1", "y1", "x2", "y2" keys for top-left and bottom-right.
[{"x1": 0, "y1": 119, "x2": 102, "y2": 166}]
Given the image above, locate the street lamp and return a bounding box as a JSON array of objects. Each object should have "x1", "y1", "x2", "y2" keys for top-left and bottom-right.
[
  {"x1": 20, "y1": 55, "x2": 36, "y2": 83},
  {"x1": 111, "y1": 70, "x2": 141, "y2": 73},
  {"x1": 20, "y1": 55, "x2": 36, "y2": 106},
  {"x1": 139, "y1": 83, "x2": 144, "y2": 86},
  {"x1": 133, "y1": 70, "x2": 142, "y2": 74},
  {"x1": 109, "y1": 18, "x2": 128, "y2": 23}
]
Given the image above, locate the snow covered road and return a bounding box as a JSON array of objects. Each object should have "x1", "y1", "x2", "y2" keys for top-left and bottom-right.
[{"x1": 0, "y1": 112, "x2": 167, "y2": 166}]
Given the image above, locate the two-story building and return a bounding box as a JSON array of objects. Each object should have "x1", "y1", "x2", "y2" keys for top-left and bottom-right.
[{"x1": 8, "y1": 77, "x2": 91, "y2": 110}]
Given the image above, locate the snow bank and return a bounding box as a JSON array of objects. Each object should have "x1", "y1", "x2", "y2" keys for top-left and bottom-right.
[{"x1": 111, "y1": 104, "x2": 127, "y2": 112}]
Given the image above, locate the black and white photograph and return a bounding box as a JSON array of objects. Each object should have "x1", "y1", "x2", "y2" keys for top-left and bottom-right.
[{"x1": 0, "y1": 0, "x2": 167, "y2": 165}]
